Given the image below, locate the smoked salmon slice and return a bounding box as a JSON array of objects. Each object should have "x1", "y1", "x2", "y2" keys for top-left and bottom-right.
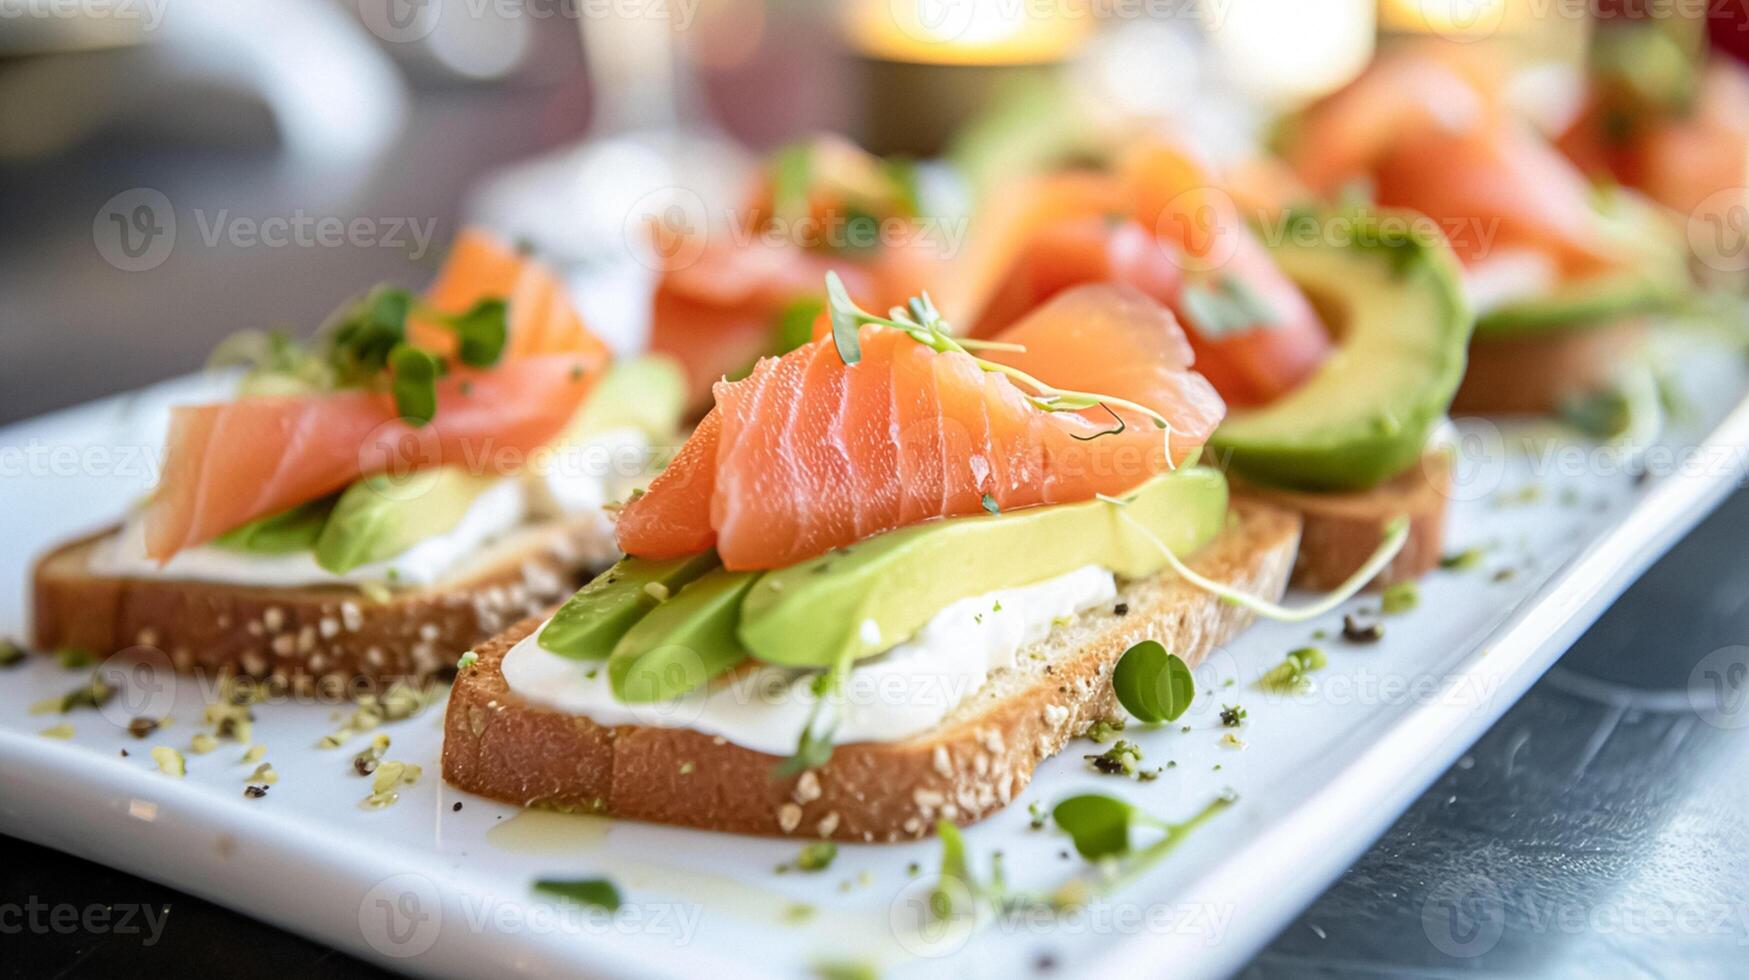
[
  {"x1": 144, "y1": 229, "x2": 607, "y2": 561},
  {"x1": 615, "y1": 283, "x2": 1224, "y2": 570},
  {"x1": 967, "y1": 144, "x2": 1332, "y2": 407}
]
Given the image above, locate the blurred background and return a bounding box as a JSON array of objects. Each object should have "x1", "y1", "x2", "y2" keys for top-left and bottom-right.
[{"x1": 7, "y1": 0, "x2": 1737, "y2": 426}]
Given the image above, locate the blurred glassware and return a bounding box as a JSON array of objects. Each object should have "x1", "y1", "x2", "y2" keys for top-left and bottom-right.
[{"x1": 463, "y1": 2, "x2": 749, "y2": 352}]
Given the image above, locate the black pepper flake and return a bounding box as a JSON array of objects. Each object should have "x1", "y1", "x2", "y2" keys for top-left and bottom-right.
[
  {"x1": 452, "y1": 802, "x2": 463, "y2": 812},
  {"x1": 119, "y1": 749, "x2": 129, "y2": 758},
  {"x1": 1113, "y1": 603, "x2": 1129, "y2": 617},
  {"x1": 1035, "y1": 952, "x2": 1058, "y2": 973},
  {"x1": 1342, "y1": 614, "x2": 1383, "y2": 644},
  {"x1": 244, "y1": 785, "x2": 268, "y2": 798}
]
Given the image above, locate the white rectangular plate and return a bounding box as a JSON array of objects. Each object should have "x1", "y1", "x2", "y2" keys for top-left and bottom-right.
[{"x1": 3, "y1": 332, "x2": 1746, "y2": 980}]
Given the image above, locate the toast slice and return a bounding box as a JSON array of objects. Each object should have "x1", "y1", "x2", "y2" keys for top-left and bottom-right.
[
  {"x1": 31, "y1": 518, "x2": 619, "y2": 689},
  {"x1": 1232, "y1": 450, "x2": 1451, "y2": 592},
  {"x1": 1452, "y1": 318, "x2": 1646, "y2": 416},
  {"x1": 441, "y1": 501, "x2": 1301, "y2": 842}
]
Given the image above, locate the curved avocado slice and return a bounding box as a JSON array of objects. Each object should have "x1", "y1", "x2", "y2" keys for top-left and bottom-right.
[
  {"x1": 1476, "y1": 191, "x2": 1690, "y2": 338},
  {"x1": 607, "y1": 568, "x2": 758, "y2": 703},
  {"x1": 537, "y1": 551, "x2": 721, "y2": 659},
  {"x1": 314, "y1": 467, "x2": 500, "y2": 574},
  {"x1": 1209, "y1": 210, "x2": 1472, "y2": 492},
  {"x1": 738, "y1": 467, "x2": 1229, "y2": 669},
  {"x1": 562, "y1": 355, "x2": 687, "y2": 443},
  {"x1": 212, "y1": 495, "x2": 337, "y2": 555}
]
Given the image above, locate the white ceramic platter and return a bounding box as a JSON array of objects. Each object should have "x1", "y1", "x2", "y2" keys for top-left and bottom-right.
[{"x1": 3, "y1": 332, "x2": 1747, "y2": 980}]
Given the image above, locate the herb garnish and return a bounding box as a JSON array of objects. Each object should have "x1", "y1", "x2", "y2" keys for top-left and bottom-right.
[
  {"x1": 980, "y1": 493, "x2": 1000, "y2": 516},
  {"x1": 0, "y1": 638, "x2": 24, "y2": 668},
  {"x1": 1084, "y1": 740, "x2": 1147, "y2": 777},
  {"x1": 1380, "y1": 580, "x2": 1418, "y2": 615},
  {"x1": 1111, "y1": 640, "x2": 1193, "y2": 724},
  {"x1": 785, "y1": 842, "x2": 838, "y2": 873},
  {"x1": 1050, "y1": 792, "x2": 1235, "y2": 899},
  {"x1": 777, "y1": 650, "x2": 852, "y2": 776},
  {"x1": 1341, "y1": 614, "x2": 1384, "y2": 644},
  {"x1": 1440, "y1": 548, "x2": 1484, "y2": 571},
  {"x1": 1219, "y1": 704, "x2": 1247, "y2": 727},
  {"x1": 1257, "y1": 647, "x2": 1327, "y2": 691},
  {"x1": 388, "y1": 345, "x2": 442, "y2": 425},
  {"x1": 822, "y1": 273, "x2": 1177, "y2": 446},
  {"x1": 533, "y1": 878, "x2": 622, "y2": 912}
]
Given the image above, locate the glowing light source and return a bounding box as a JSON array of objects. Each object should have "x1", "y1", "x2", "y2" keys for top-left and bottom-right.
[
  {"x1": 846, "y1": 0, "x2": 1092, "y2": 66},
  {"x1": 1203, "y1": 0, "x2": 1376, "y2": 105}
]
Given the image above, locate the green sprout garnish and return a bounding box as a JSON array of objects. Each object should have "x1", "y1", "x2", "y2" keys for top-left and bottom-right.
[
  {"x1": 532, "y1": 877, "x2": 622, "y2": 912},
  {"x1": 1111, "y1": 640, "x2": 1194, "y2": 724},
  {"x1": 1380, "y1": 580, "x2": 1419, "y2": 615},
  {"x1": 1049, "y1": 791, "x2": 1235, "y2": 901},
  {"x1": 822, "y1": 273, "x2": 1176, "y2": 453},
  {"x1": 1257, "y1": 647, "x2": 1328, "y2": 691}
]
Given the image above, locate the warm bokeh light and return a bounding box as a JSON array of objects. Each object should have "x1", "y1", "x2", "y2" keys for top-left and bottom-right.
[
  {"x1": 845, "y1": 0, "x2": 1093, "y2": 65},
  {"x1": 1204, "y1": 0, "x2": 1376, "y2": 105}
]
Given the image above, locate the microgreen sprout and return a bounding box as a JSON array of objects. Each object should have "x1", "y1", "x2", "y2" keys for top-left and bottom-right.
[{"x1": 822, "y1": 273, "x2": 1178, "y2": 459}]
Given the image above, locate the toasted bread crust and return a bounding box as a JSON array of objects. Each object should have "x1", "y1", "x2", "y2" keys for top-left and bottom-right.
[
  {"x1": 30, "y1": 521, "x2": 614, "y2": 688},
  {"x1": 1233, "y1": 450, "x2": 1450, "y2": 592},
  {"x1": 1452, "y1": 318, "x2": 1646, "y2": 416},
  {"x1": 441, "y1": 502, "x2": 1301, "y2": 842}
]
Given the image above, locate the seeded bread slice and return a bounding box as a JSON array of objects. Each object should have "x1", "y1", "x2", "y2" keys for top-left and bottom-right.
[
  {"x1": 440, "y1": 501, "x2": 1301, "y2": 843},
  {"x1": 1233, "y1": 450, "x2": 1452, "y2": 592},
  {"x1": 30, "y1": 517, "x2": 619, "y2": 689}
]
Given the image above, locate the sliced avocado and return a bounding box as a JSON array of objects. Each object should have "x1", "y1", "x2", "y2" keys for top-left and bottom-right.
[
  {"x1": 1209, "y1": 209, "x2": 1472, "y2": 492},
  {"x1": 608, "y1": 568, "x2": 759, "y2": 703},
  {"x1": 537, "y1": 551, "x2": 721, "y2": 659},
  {"x1": 1476, "y1": 191, "x2": 1690, "y2": 338},
  {"x1": 314, "y1": 467, "x2": 500, "y2": 574},
  {"x1": 739, "y1": 467, "x2": 1229, "y2": 669},
  {"x1": 561, "y1": 355, "x2": 687, "y2": 443},
  {"x1": 211, "y1": 495, "x2": 337, "y2": 555}
]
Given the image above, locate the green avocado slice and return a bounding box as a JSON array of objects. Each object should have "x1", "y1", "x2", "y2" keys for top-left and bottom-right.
[
  {"x1": 1474, "y1": 191, "x2": 1690, "y2": 338},
  {"x1": 314, "y1": 467, "x2": 501, "y2": 574},
  {"x1": 608, "y1": 568, "x2": 759, "y2": 703},
  {"x1": 1208, "y1": 209, "x2": 1472, "y2": 492},
  {"x1": 738, "y1": 467, "x2": 1229, "y2": 669},
  {"x1": 537, "y1": 551, "x2": 721, "y2": 660}
]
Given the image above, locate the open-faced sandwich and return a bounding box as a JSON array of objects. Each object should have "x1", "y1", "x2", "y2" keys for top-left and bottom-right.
[
  {"x1": 1283, "y1": 42, "x2": 1691, "y2": 417},
  {"x1": 32, "y1": 229, "x2": 685, "y2": 689},
  {"x1": 956, "y1": 139, "x2": 1471, "y2": 589},
  {"x1": 1557, "y1": 16, "x2": 1749, "y2": 282},
  {"x1": 444, "y1": 278, "x2": 1311, "y2": 841},
  {"x1": 648, "y1": 134, "x2": 957, "y2": 416}
]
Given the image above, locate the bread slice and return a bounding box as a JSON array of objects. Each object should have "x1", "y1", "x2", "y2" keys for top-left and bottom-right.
[
  {"x1": 441, "y1": 501, "x2": 1301, "y2": 842},
  {"x1": 1452, "y1": 318, "x2": 1646, "y2": 416},
  {"x1": 30, "y1": 518, "x2": 619, "y2": 689},
  {"x1": 1232, "y1": 450, "x2": 1451, "y2": 592}
]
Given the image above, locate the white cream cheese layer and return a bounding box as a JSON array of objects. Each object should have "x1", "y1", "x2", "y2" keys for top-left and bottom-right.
[
  {"x1": 90, "y1": 478, "x2": 530, "y2": 588},
  {"x1": 501, "y1": 565, "x2": 1117, "y2": 754},
  {"x1": 89, "y1": 429, "x2": 647, "y2": 588},
  {"x1": 1462, "y1": 248, "x2": 1559, "y2": 316}
]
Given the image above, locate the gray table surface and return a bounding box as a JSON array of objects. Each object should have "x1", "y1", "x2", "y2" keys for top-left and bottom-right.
[{"x1": 4, "y1": 77, "x2": 1747, "y2": 980}]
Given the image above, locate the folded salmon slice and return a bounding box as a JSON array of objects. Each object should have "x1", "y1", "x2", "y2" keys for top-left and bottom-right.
[
  {"x1": 615, "y1": 283, "x2": 1224, "y2": 570},
  {"x1": 144, "y1": 229, "x2": 607, "y2": 561}
]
